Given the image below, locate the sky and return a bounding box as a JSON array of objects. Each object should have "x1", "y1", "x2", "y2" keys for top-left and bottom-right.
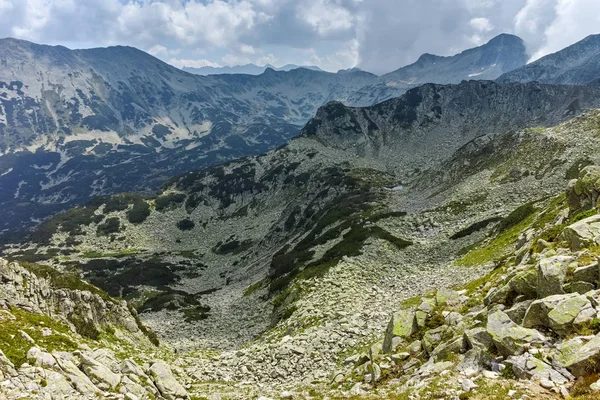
[{"x1": 0, "y1": 0, "x2": 599, "y2": 75}]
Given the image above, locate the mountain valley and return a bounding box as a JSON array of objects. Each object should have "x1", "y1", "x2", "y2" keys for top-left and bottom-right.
[{"x1": 4, "y1": 29, "x2": 600, "y2": 400}]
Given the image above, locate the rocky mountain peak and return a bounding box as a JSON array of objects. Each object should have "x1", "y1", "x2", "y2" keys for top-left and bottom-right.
[
  {"x1": 498, "y1": 33, "x2": 600, "y2": 84},
  {"x1": 383, "y1": 33, "x2": 527, "y2": 85}
]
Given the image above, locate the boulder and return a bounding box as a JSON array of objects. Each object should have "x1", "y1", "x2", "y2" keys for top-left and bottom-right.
[
  {"x1": 456, "y1": 348, "x2": 493, "y2": 375},
  {"x1": 570, "y1": 166, "x2": 600, "y2": 211},
  {"x1": 522, "y1": 294, "x2": 576, "y2": 328},
  {"x1": 435, "y1": 289, "x2": 461, "y2": 307},
  {"x1": 26, "y1": 347, "x2": 57, "y2": 369},
  {"x1": 431, "y1": 337, "x2": 463, "y2": 361},
  {"x1": 79, "y1": 353, "x2": 122, "y2": 391},
  {"x1": 487, "y1": 310, "x2": 546, "y2": 357},
  {"x1": 537, "y1": 256, "x2": 573, "y2": 297},
  {"x1": 561, "y1": 215, "x2": 600, "y2": 251},
  {"x1": 484, "y1": 283, "x2": 512, "y2": 306},
  {"x1": 573, "y1": 262, "x2": 599, "y2": 284},
  {"x1": 462, "y1": 327, "x2": 494, "y2": 352},
  {"x1": 505, "y1": 300, "x2": 533, "y2": 325},
  {"x1": 553, "y1": 334, "x2": 600, "y2": 377},
  {"x1": 507, "y1": 354, "x2": 571, "y2": 385},
  {"x1": 382, "y1": 310, "x2": 418, "y2": 353},
  {"x1": 547, "y1": 294, "x2": 596, "y2": 335},
  {"x1": 148, "y1": 360, "x2": 188, "y2": 400},
  {"x1": 508, "y1": 270, "x2": 538, "y2": 299},
  {"x1": 565, "y1": 281, "x2": 596, "y2": 294},
  {"x1": 422, "y1": 326, "x2": 452, "y2": 355}
]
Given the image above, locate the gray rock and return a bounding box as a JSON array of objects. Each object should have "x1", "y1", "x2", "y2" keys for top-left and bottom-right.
[
  {"x1": 148, "y1": 360, "x2": 188, "y2": 400},
  {"x1": 561, "y1": 215, "x2": 600, "y2": 251},
  {"x1": 537, "y1": 255, "x2": 574, "y2": 297},
  {"x1": 382, "y1": 310, "x2": 418, "y2": 353},
  {"x1": 547, "y1": 294, "x2": 596, "y2": 335},
  {"x1": 564, "y1": 281, "x2": 596, "y2": 294},
  {"x1": 505, "y1": 300, "x2": 534, "y2": 325},
  {"x1": 553, "y1": 333, "x2": 600, "y2": 377},
  {"x1": 456, "y1": 348, "x2": 493, "y2": 375},
  {"x1": 507, "y1": 354, "x2": 570, "y2": 385},
  {"x1": 487, "y1": 310, "x2": 546, "y2": 357},
  {"x1": 79, "y1": 353, "x2": 122, "y2": 391},
  {"x1": 462, "y1": 327, "x2": 494, "y2": 352},
  {"x1": 432, "y1": 337, "x2": 463, "y2": 361},
  {"x1": 522, "y1": 294, "x2": 576, "y2": 328},
  {"x1": 573, "y1": 262, "x2": 599, "y2": 284}
]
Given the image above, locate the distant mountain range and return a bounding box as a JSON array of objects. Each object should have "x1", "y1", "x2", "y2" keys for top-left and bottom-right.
[
  {"x1": 183, "y1": 63, "x2": 323, "y2": 76},
  {"x1": 4, "y1": 32, "x2": 600, "y2": 234}
]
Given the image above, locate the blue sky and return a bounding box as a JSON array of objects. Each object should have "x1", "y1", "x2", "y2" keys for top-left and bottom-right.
[{"x1": 0, "y1": 0, "x2": 599, "y2": 74}]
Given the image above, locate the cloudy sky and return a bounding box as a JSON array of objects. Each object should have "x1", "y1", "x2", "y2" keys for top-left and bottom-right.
[{"x1": 0, "y1": 0, "x2": 599, "y2": 74}]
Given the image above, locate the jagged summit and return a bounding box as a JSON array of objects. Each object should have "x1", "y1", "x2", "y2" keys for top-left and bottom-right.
[{"x1": 498, "y1": 33, "x2": 600, "y2": 84}]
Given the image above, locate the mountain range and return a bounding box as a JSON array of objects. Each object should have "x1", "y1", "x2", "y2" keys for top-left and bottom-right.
[
  {"x1": 183, "y1": 63, "x2": 323, "y2": 75},
  {"x1": 0, "y1": 33, "x2": 536, "y2": 233}
]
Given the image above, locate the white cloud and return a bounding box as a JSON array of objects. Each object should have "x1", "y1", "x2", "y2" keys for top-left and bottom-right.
[
  {"x1": 470, "y1": 17, "x2": 494, "y2": 32},
  {"x1": 256, "y1": 53, "x2": 278, "y2": 66},
  {"x1": 298, "y1": 0, "x2": 355, "y2": 36},
  {"x1": 0, "y1": 0, "x2": 599, "y2": 74},
  {"x1": 167, "y1": 58, "x2": 220, "y2": 69},
  {"x1": 515, "y1": 0, "x2": 600, "y2": 61}
]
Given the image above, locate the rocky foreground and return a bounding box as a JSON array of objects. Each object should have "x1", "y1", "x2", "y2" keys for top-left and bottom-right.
[{"x1": 0, "y1": 258, "x2": 189, "y2": 400}]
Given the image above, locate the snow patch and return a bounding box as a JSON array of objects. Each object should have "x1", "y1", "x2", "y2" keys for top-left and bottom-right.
[{"x1": 0, "y1": 168, "x2": 13, "y2": 177}]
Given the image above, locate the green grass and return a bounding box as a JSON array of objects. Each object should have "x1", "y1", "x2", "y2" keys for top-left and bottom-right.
[
  {"x1": 0, "y1": 307, "x2": 78, "y2": 367},
  {"x1": 243, "y1": 279, "x2": 265, "y2": 297},
  {"x1": 455, "y1": 212, "x2": 537, "y2": 267},
  {"x1": 81, "y1": 248, "x2": 142, "y2": 258}
]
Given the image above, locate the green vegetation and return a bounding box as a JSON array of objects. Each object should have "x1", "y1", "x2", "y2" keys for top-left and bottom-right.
[
  {"x1": 71, "y1": 316, "x2": 101, "y2": 340},
  {"x1": 243, "y1": 279, "x2": 265, "y2": 297},
  {"x1": 183, "y1": 305, "x2": 211, "y2": 323},
  {"x1": 455, "y1": 210, "x2": 537, "y2": 267},
  {"x1": 177, "y1": 218, "x2": 196, "y2": 231},
  {"x1": 81, "y1": 248, "x2": 142, "y2": 258},
  {"x1": 104, "y1": 193, "x2": 142, "y2": 213},
  {"x1": 96, "y1": 217, "x2": 121, "y2": 235},
  {"x1": 155, "y1": 192, "x2": 186, "y2": 211},
  {"x1": 212, "y1": 238, "x2": 253, "y2": 255},
  {"x1": 127, "y1": 200, "x2": 151, "y2": 224},
  {"x1": 450, "y1": 217, "x2": 502, "y2": 240},
  {"x1": 0, "y1": 307, "x2": 78, "y2": 367},
  {"x1": 127, "y1": 304, "x2": 160, "y2": 347},
  {"x1": 30, "y1": 197, "x2": 107, "y2": 244},
  {"x1": 496, "y1": 202, "x2": 537, "y2": 233}
]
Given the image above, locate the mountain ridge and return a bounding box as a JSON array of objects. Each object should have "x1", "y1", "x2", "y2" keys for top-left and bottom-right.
[
  {"x1": 384, "y1": 33, "x2": 527, "y2": 85},
  {"x1": 498, "y1": 33, "x2": 600, "y2": 84}
]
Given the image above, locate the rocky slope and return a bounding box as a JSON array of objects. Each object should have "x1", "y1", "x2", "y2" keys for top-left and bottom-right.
[
  {"x1": 498, "y1": 34, "x2": 600, "y2": 85},
  {"x1": 0, "y1": 257, "x2": 189, "y2": 400},
  {"x1": 384, "y1": 34, "x2": 527, "y2": 86}
]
